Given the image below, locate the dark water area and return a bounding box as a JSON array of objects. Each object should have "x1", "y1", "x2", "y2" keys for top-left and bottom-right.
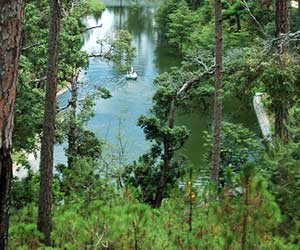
[{"x1": 54, "y1": 2, "x2": 260, "y2": 171}]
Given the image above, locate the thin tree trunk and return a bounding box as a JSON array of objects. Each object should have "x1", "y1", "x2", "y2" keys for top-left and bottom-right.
[
  {"x1": 0, "y1": 1, "x2": 24, "y2": 249},
  {"x1": 188, "y1": 169, "x2": 193, "y2": 233},
  {"x1": 236, "y1": 14, "x2": 241, "y2": 31},
  {"x1": 37, "y1": 0, "x2": 61, "y2": 245},
  {"x1": 67, "y1": 69, "x2": 79, "y2": 168},
  {"x1": 241, "y1": 175, "x2": 250, "y2": 250},
  {"x1": 211, "y1": 0, "x2": 223, "y2": 184},
  {"x1": 275, "y1": 0, "x2": 290, "y2": 143}
]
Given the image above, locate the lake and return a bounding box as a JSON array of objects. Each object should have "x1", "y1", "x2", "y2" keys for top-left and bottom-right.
[{"x1": 54, "y1": 2, "x2": 260, "y2": 172}]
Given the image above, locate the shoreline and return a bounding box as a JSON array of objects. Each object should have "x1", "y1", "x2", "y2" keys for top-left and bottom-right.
[{"x1": 57, "y1": 82, "x2": 71, "y2": 97}]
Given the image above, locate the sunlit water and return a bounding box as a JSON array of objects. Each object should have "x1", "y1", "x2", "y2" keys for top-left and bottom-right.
[{"x1": 54, "y1": 2, "x2": 260, "y2": 172}]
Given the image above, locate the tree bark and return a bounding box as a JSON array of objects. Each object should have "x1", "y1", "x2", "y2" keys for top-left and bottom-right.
[
  {"x1": 275, "y1": 0, "x2": 290, "y2": 38},
  {"x1": 275, "y1": 0, "x2": 290, "y2": 143},
  {"x1": 37, "y1": 0, "x2": 61, "y2": 245},
  {"x1": 211, "y1": 0, "x2": 223, "y2": 184},
  {"x1": 0, "y1": 1, "x2": 24, "y2": 249}
]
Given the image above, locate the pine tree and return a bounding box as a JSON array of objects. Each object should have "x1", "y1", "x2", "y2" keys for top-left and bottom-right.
[
  {"x1": 37, "y1": 0, "x2": 61, "y2": 245},
  {"x1": 0, "y1": 1, "x2": 25, "y2": 249},
  {"x1": 274, "y1": 0, "x2": 290, "y2": 142},
  {"x1": 211, "y1": 0, "x2": 223, "y2": 184}
]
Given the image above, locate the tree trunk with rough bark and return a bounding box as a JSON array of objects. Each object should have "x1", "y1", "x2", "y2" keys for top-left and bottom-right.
[
  {"x1": 275, "y1": 0, "x2": 290, "y2": 143},
  {"x1": 0, "y1": 1, "x2": 24, "y2": 249},
  {"x1": 37, "y1": 0, "x2": 61, "y2": 245},
  {"x1": 211, "y1": 0, "x2": 223, "y2": 184},
  {"x1": 276, "y1": 0, "x2": 290, "y2": 37}
]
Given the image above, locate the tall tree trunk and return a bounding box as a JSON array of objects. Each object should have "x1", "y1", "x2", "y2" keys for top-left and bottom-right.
[
  {"x1": 0, "y1": 1, "x2": 24, "y2": 249},
  {"x1": 275, "y1": 0, "x2": 290, "y2": 143},
  {"x1": 37, "y1": 0, "x2": 61, "y2": 245},
  {"x1": 275, "y1": 0, "x2": 290, "y2": 38},
  {"x1": 211, "y1": 0, "x2": 223, "y2": 184}
]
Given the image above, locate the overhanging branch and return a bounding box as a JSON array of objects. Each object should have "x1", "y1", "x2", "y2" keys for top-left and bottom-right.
[
  {"x1": 176, "y1": 68, "x2": 215, "y2": 97},
  {"x1": 84, "y1": 24, "x2": 103, "y2": 32}
]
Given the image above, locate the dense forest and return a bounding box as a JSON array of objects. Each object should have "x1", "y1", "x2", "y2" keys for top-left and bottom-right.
[{"x1": 0, "y1": 0, "x2": 300, "y2": 249}]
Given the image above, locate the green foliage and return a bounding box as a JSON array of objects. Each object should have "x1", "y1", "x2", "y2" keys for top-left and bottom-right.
[
  {"x1": 260, "y1": 53, "x2": 300, "y2": 114},
  {"x1": 11, "y1": 171, "x2": 40, "y2": 209},
  {"x1": 204, "y1": 122, "x2": 262, "y2": 184},
  {"x1": 215, "y1": 164, "x2": 282, "y2": 250},
  {"x1": 155, "y1": 0, "x2": 182, "y2": 34},
  {"x1": 11, "y1": 171, "x2": 63, "y2": 210},
  {"x1": 9, "y1": 0, "x2": 300, "y2": 248},
  {"x1": 56, "y1": 86, "x2": 110, "y2": 162},
  {"x1": 98, "y1": 30, "x2": 136, "y2": 71},
  {"x1": 167, "y1": 0, "x2": 197, "y2": 50},
  {"x1": 15, "y1": 0, "x2": 106, "y2": 157},
  {"x1": 156, "y1": 0, "x2": 273, "y2": 53},
  {"x1": 76, "y1": 87, "x2": 111, "y2": 126},
  {"x1": 82, "y1": 0, "x2": 105, "y2": 15},
  {"x1": 123, "y1": 73, "x2": 189, "y2": 206},
  {"x1": 11, "y1": 172, "x2": 295, "y2": 250},
  {"x1": 13, "y1": 82, "x2": 44, "y2": 153},
  {"x1": 154, "y1": 65, "x2": 214, "y2": 111},
  {"x1": 9, "y1": 205, "x2": 43, "y2": 250},
  {"x1": 263, "y1": 140, "x2": 300, "y2": 243},
  {"x1": 55, "y1": 157, "x2": 106, "y2": 203}
]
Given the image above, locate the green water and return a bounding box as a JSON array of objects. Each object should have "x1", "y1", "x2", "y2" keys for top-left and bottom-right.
[{"x1": 55, "y1": 2, "x2": 260, "y2": 169}]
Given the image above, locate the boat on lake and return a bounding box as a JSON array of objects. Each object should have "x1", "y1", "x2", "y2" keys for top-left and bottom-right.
[{"x1": 126, "y1": 67, "x2": 138, "y2": 80}]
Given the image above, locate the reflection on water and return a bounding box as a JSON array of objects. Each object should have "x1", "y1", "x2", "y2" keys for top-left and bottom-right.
[
  {"x1": 55, "y1": 4, "x2": 260, "y2": 170},
  {"x1": 54, "y1": 5, "x2": 181, "y2": 165}
]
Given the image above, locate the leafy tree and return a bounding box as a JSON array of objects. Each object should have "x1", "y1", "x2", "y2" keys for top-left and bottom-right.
[
  {"x1": 167, "y1": 0, "x2": 197, "y2": 50},
  {"x1": 265, "y1": 141, "x2": 300, "y2": 244},
  {"x1": 97, "y1": 29, "x2": 136, "y2": 71},
  {"x1": 217, "y1": 164, "x2": 282, "y2": 250},
  {"x1": 205, "y1": 123, "x2": 262, "y2": 185},
  {"x1": 123, "y1": 78, "x2": 189, "y2": 208},
  {"x1": 260, "y1": 53, "x2": 300, "y2": 142}
]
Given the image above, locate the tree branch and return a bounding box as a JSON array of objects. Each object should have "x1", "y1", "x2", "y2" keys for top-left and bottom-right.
[
  {"x1": 241, "y1": 0, "x2": 267, "y2": 38},
  {"x1": 84, "y1": 24, "x2": 103, "y2": 32},
  {"x1": 176, "y1": 68, "x2": 215, "y2": 97},
  {"x1": 22, "y1": 42, "x2": 45, "y2": 51}
]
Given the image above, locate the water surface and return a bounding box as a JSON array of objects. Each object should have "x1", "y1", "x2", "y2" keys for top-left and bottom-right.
[{"x1": 55, "y1": 3, "x2": 260, "y2": 171}]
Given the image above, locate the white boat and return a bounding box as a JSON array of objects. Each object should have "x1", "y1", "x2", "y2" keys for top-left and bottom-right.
[{"x1": 126, "y1": 71, "x2": 138, "y2": 80}]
